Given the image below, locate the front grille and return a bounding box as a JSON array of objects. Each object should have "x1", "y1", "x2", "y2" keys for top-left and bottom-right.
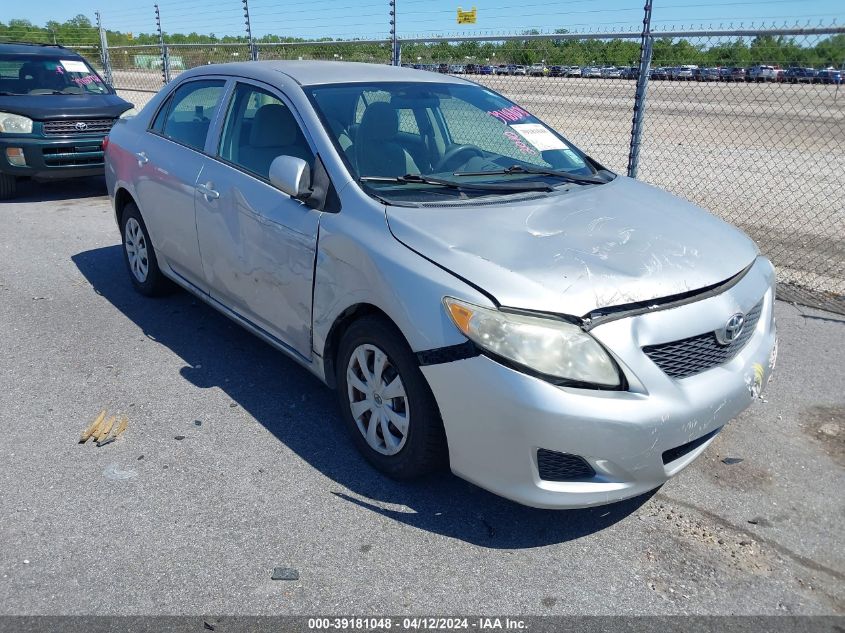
[
  {"x1": 42, "y1": 119, "x2": 115, "y2": 136},
  {"x1": 662, "y1": 427, "x2": 721, "y2": 464},
  {"x1": 643, "y1": 300, "x2": 763, "y2": 379},
  {"x1": 42, "y1": 143, "x2": 104, "y2": 167},
  {"x1": 536, "y1": 449, "x2": 595, "y2": 481}
]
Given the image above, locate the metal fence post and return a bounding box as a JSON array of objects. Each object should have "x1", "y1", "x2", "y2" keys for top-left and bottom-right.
[
  {"x1": 95, "y1": 10, "x2": 114, "y2": 86},
  {"x1": 243, "y1": 0, "x2": 258, "y2": 61},
  {"x1": 390, "y1": 0, "x2": 398, "y2": 65},
  {"x1": 627, "y1": 0, "x2": 653, "y2": 179},
  {"x1": 155, "y1": 4, "x2": 171, "y2": 84}
]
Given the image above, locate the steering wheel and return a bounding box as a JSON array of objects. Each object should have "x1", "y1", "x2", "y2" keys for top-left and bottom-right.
[{"x1": 435, "y1": 144, "x2": 484, "y2": 172}]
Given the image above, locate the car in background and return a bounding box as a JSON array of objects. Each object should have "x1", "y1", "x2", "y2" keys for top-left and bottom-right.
[
  {"x1": 619, "y1": 66, "x2": 639, "y2": 80},
  {"x1": 548, "y1": 65, "x2": 564, "y2": 77},
  {"x1": 693, "y1": 67, "x2": 720, "y2": 81},
  {"x1": 106, "y1": 60, "x2": 776, "y2": 509},
  {"x1": 650, "y1": 67, "x2": 670, "y2": 80},
  {"x1": 493, "y1": 65, "x2": 509, "y2": 75},
  {"x1": 600, "y1": 67, "x2": 622, "y2": 79},
  {"x1": 448, "y1": 64, "x2": 465, "y2": 74},
  {"x1": 784, "y1": 67, "x2": 816, "y2": 83},
  {"x1": 528, "y1": 63, "x2": 547, "y2": 76},
  {"x1": 565, "y1": 66, "x2": 582, "y2": 77},
  {"x1": 0, "y1": 41, "x2": 134, "y2": 199},
  {"x1": 747, "y1": 65, "x2": 778, "y2": 82},
  {"x1": 583, "y1": 66, "x2": 602, "y2": 78},
  {"x1": 719, "y1": 67, "x2": 746, "y2": 82},
  {"x1": 479, "y1": 65, "x2": 494, "y2": 75},
  {"x1": 511, "y1": 65, "x2": 527, "y2": 76},
  {"x1": 673, "y1": 65, "x2": 698, "y2": 80},
  {"x1": 464, "y1": 63, "x2": 478, "y2": 75},
  {"x1": 437, "y1": 63, "x2": 449, "y2": 74},
  {"x1": 815, "y1": 68, "x2": 842, "y2": 84}
]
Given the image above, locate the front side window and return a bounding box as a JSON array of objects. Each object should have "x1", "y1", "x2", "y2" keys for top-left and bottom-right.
[
  {"x1": 307, "y1": 81, "x2": 602, "y2": 202},
  {"x1": 218, "y1": 83, "x2": 313, "y2": 180},
  {"x1": 0, "y1": 55, "x2": 111, "y2": 95},
  {"x1": 158, "y1": 80, "x2": 225, "y2": 151}
]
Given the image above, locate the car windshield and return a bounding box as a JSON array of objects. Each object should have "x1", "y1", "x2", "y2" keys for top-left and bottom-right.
[
  {"x1": 0, "y1": 55, "x2": 111, "y2": 95},
  {"x1": 307, "y1": 81, "x2": 605, "y2": 202}
]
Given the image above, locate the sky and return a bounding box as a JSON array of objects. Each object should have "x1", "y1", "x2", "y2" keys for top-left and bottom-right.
[{"x1": 11, "y1": 0, "x2": 845, "y2": 40}]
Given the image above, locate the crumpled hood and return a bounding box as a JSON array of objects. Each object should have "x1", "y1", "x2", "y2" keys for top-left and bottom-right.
[{"x1": 386, "y1": 176, "x2": 759, "y2": 316}]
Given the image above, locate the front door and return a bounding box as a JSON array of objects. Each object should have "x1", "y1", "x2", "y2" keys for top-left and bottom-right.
[{"x1": 194, "y1": 81, "x2": 321, "y2": 360}]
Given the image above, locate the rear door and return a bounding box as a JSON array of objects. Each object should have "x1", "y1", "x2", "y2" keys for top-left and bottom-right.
[
  {"x1": 194, "y1": 80, "x2": 321, "y2": 360},
  {"x1": 133, "y1": 78, "x2": 227, "y2": 291}
]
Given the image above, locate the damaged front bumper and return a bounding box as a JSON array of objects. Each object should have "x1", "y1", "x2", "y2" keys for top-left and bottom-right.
[{"x1": 421, "y1": 257, "x2": 777, "y2": 509}]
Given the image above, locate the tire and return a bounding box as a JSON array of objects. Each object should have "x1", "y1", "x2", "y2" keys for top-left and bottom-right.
[
  {"x1": 0, "y1": 173, "x2": 17, "y2": 200},
  {"x1": 336, "y1": 315, "x2": 448, "y2": 480},
  {"x1": 120, "y1": 201, "x2": 172, "y2": 296}
]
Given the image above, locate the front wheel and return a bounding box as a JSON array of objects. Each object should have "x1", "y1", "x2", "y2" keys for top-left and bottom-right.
[
  {"x1": 120, "y1": 202, "x2": 172, "y2": 296},
  {"x1": 336, "y1": 316, "x2": 448, "y2": 480}
]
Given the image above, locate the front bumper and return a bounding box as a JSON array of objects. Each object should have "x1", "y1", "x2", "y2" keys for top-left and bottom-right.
[
  {"x1": 0, "y1": 134, "x2": 106, "y2": 179},
  {"x1": 422, "y1": 257, "x2": 777, "y2": 509}
]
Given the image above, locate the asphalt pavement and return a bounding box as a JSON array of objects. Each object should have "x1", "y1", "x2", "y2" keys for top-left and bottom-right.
[{"x1": 0, "y1": 176, "x2": 843, "y2": 615}]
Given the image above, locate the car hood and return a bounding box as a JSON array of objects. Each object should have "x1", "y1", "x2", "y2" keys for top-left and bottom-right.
[
  {"x1": 0, "y1": 93, "x2": 132, "y2": 121},
  {"x1": 386, "y1": 176, "x2": 759, "y2": 317}
]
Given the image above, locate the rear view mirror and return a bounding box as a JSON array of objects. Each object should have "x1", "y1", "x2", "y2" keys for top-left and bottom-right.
[{"x1": 269, "y1": 156, "x2": 311, "y2": 200}]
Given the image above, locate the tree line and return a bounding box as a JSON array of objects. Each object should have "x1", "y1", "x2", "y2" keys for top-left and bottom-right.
[{"x1": 2, "y1": 16, "x2": 843, "y2": 69}]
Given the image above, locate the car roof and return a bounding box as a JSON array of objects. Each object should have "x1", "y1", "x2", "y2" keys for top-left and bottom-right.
[
  {"x1": 0, "y1": 42, "x2": 83, "y2": 58},
  {"x1": 182, "y1": 60, "x2": 469, "y2": 87}
]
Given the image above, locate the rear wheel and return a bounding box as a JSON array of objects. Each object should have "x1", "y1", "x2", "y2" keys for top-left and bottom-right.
[
  {"x1": 336, "y1": 315, "x2": 448, "y2": 480},
  {"x1": 0, "y1": 173, "x2": 16, "y2": 200},
  {"x1": 120, "y1": 202, "x2": 172, "y2": 296}
]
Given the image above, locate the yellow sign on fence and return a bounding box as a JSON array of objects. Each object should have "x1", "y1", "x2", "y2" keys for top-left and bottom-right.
[{"x1": 457, "y1": 6, "x2": 477, "y2": 24}]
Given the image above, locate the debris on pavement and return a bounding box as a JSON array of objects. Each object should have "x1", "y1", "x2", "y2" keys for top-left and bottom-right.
[
  {"x1": 721, "y1": 457, "x2": 744, "y2": 465},
  {"x1": 96, "y1": 416, "x2": 116, "y2": 443},
  {"x1": 79, "y1": 410, "x2": 106, "y2": 443},
  {"x1": 271, "y1": 567, "x2": 300, "y2": 581},
  {"x1": 102, "y1": 463, "x2": 137, "y2": 480},
  {"x1": 79, "y1": 411, "x2": 128, "y2": 447}
]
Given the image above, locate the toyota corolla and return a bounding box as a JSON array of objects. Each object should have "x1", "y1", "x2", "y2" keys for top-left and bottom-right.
[{"x1": 105, "y1": 61, "x2": 777, "y2": 508}]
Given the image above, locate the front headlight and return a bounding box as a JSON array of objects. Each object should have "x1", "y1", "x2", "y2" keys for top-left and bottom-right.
[
  {"x1": 443, "y1": 297, "x2": 621, "y2": 388},
  {"x1": 119, "y1": 107, "x2": 138, "y2": 119},
  {"x1": 0, "y1": 112, "x2": 33, "y2": 134}
]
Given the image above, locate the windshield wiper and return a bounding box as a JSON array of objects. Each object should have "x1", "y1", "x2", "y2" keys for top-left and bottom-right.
[
  {"x1": 453, "y1": 164, "x2": 607, "y2": 185},
  {"x1": 359, "y1": 173, "x2": 553, "y2": 192}
]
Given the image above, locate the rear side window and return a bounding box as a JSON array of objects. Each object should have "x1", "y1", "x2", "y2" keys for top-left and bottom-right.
[{"x1": 157, "y1": 80, "x2": 225, "y2": 151}]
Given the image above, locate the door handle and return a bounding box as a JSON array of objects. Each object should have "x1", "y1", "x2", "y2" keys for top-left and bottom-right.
[
  {"x1": 135, "y1": 151, "x2": 148, "y2": 166},
  {"x1": 197, "y1": 182, "x2": 220, "y2": 200}
]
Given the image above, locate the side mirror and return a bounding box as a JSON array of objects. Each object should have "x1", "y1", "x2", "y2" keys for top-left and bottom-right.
[{"x1": 269, "y1": 155, "x2": 311, "y2": 199}]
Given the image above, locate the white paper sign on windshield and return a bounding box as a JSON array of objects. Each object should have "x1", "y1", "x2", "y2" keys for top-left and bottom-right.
[
  {"x1": 60, "y1": 60, "x2": 89, "y2": 73},
  {"x1": 510, "y1": 123, "x2": 569, "y2": 151}
]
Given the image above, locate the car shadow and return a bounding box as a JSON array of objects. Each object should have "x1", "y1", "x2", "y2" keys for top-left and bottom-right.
[
  {"x1": 12, "y1": 176, "x2": 107, "y2": 202},
  {"x1": 73, "y1": 244, "x2": 655, "y2": 548}
]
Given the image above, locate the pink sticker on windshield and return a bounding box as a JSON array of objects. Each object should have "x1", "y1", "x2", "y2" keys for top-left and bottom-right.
[
  {"x1": 503, "y1": 129, "x2": 537, "y2": 155},
  {"x1": 488, "y1": 105, "x2": 531, "y2": 124},
  {"x1": 73, "y1": 75, "x2": 103, "y2": 87}
]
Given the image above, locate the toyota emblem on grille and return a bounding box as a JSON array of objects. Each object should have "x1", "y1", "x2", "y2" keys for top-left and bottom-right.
[
  {"x1": 716, "y1": 313, "x2": 745, "y2": 345},
  {"x1": 74, "y1": 122, "x2": 88, "y2": 131}
]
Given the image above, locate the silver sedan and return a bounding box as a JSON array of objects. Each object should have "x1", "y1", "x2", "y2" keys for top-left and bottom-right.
[{"x1": 105, "y1": 61, "x2": 777, "y2": 508}]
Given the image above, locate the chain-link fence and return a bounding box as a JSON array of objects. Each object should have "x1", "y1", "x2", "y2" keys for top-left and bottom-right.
[{"x1": 66, "y1": 24, "x2": 845, "y2": 314}]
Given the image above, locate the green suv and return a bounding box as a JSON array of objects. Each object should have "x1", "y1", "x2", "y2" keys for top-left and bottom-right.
[{"x1": 0, "y1": 42, "x2": 134, "y2": 199}]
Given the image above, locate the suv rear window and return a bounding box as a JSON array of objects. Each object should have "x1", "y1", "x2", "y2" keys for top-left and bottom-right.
[{"x1": 0, "y1": 55, "x2": 110, "y2": 95}]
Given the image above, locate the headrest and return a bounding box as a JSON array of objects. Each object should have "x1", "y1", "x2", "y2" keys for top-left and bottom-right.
[
  {"x1": 19, "y1": 62, "x2": 42, "y2": 80},
  {"x1": 358, "y1": 101, "x2": 399, "y2": 142},
  {"x1": 249, "y1": 104, "x2": 298, "y2": 147}
]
